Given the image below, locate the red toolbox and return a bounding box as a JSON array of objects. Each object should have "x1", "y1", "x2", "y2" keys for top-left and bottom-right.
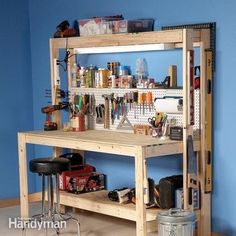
[
  {"x1": 66, "y1": 172, "x2": 105, "y2": 194},
  {"x1": 59, "y1": 164, "x2": 95, "y2": 191}
]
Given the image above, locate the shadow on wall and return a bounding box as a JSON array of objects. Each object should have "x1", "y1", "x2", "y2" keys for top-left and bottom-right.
[{"x1": 213, "y1": 217, "x2": 236, "y2": 236}]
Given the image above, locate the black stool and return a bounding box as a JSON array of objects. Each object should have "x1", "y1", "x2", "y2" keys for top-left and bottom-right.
[{"x1": 28, "y1": 157, "x2": 80, "y2": 236}]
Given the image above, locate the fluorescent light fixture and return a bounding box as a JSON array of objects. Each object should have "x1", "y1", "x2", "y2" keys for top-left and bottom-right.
[{"x1": 74, "y1": 43, "x2": 175, "y2": 54}]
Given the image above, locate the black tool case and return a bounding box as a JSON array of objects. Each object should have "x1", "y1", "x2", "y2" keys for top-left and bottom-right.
[{"x1": 159, "y1": 175, "x2": 183, "y2": 209}]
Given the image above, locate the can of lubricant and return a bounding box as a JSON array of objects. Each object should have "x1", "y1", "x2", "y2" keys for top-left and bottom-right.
[
  {"x1": 99, "y1": 68, "x2": 109, "y2": 88},
  {"x1": 110, "y1": 75, "x2": 116, "y2": 88},
  {"x1": 119, "y1": 65, "x2": 130, "y2": 76},
  {"x1": 107, "y1": 61, "x2": 120, "y2": 76},
  {"x1": 95, "y1": 70, "x2": 100, "y2": 88},
  {"x1": 87, "y1": 65, "x2": 95, "y2": 88}
]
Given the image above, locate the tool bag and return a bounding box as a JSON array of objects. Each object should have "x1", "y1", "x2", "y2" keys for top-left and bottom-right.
[{"x1": 159, "y1": 175, "x2": 183, "y2": 209}]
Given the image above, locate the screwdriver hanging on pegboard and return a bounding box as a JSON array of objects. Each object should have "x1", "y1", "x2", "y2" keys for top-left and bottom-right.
[
  {"x1": 138, "y1": 92, "x2": 143, "y2": 115},
  {"x1": 147, "y1": 91, "x2": 153, "y2": 112},
  {"x1": 133, "y1": 90, "x2": 138, "y2": 119}
]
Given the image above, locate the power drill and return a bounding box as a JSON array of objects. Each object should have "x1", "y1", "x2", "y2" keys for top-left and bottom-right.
[{"x1": 41, "y1": 103, "x2": 69, "y2": 131}]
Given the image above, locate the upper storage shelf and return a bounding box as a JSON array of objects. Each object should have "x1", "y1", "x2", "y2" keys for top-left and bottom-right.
[{"x1": 50, "y1": 29, "x2": 202, "y2": 51}]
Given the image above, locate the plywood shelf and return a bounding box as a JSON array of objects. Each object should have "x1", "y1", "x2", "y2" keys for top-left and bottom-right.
[
  {"x1": 50, "y1": 29, "x2": 201, "y2": 49},
  {"x1": 60, "y1": 190, "x2": 200, "y2": 223},
  {"x1": 60, "y1": 190, "x2": 159, "y2": 222}
]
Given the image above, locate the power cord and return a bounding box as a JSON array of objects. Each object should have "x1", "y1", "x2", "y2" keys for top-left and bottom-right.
[{"x1": 56, "y1": 37, "x2": 76, "y2": 71}]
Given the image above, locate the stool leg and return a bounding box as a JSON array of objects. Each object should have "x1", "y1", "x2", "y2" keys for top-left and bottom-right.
[
  {"x1": 42, "y1": 174, "x2": 45, "y2": 218},
  {"x1": 55, "y1": 174, "x2": 60, "y2": 235},
  {"x1": 47, "y1": 175, "x2": 51, "y2": 218},
  {"x1": 22, "y1": 226, "x2": 26, "y2": 236},
  {"x1": 42, "y1": 175, "x2": 48, "y2": 236},
  {"x1": 50, "y1": 175, "x2": 54, "y2": 217},
  {"x1": 47, "y1": 175, "x2": 54, "y2": 218},
  {"x1": 44, "y1": 225, "x2": 48, "y2": 236},
  {"x1": 55, "y1": 174, "x2": 60, "y2": 214}
]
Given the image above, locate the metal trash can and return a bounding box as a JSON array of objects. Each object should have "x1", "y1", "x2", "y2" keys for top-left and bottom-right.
[{"x1": 157, "y1": 208, "x2": 196, "y2": 236}]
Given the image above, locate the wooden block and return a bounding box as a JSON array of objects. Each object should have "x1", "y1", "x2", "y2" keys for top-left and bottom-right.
[
  {"x1": 168, "y1": 65, "x2": 177, "y2": 88},
  {"x1": 134, "y1": 125, "x2": 152, "y2": 135}
]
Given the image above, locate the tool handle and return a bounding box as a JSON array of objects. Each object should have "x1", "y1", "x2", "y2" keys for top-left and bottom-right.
[
  {"x1": 147, "y1": 91, "x2": 153, "y2": 105},
  {"x1": 142, "y1": 92, "x2": 147, "y2": 103},
  {"x1": 133, "y1": 91, "x2": 138, "y2": 103},
  {"x1": 138, "y1": 92, "x2": 143, "y2": 104}
]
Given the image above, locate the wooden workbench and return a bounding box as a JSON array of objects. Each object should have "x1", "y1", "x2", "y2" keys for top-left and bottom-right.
[{"x1": 18, "y1": 130, "x2": 199, "y2": 236}]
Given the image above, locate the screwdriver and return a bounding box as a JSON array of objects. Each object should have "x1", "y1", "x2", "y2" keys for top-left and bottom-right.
[
  {"x1": 147, "y1": 91, "x2": 153, "y2": 112},
  {"x1": 129, "y1": 91, "x2": 133, "y2": 110},
  {"x1": 133, "y1": 90, "x2": 138, "y2": 119},
  {"x1": 138, "y1": 92, "x2": 143, "y2": 115},
  {"x1": 142, "y1": 92, "x2": 147, "y2": 115}
]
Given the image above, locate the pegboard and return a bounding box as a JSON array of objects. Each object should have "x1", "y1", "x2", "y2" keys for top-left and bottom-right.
[{"x1": 70, "y1": 88, "x2": 200, "y2": 134}]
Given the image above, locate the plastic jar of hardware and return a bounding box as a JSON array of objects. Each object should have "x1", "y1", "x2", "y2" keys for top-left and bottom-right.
[{"x1": 157, "y1": 208, "x2": 196, "y2": 236}]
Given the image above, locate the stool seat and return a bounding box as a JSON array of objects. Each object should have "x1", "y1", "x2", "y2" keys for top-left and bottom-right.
[{"x1": 30, "y1": 157, "x2": 70, "y2": 175}]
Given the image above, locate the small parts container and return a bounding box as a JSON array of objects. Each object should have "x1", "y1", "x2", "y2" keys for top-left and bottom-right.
[
  {"x1": 113, "y1": 19, "x2": 154, "y2": 34},
  {"x1": 157, "y1": 209, "x2": 196, "y2": 236},
  {"x1": 78, "y1": 18, "x2": 154, "y2": 36},
  {"x1": 78, "y1": 16, "x2": 123, "y2": 36}
]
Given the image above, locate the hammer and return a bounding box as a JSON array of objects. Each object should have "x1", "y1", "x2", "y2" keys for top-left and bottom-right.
[{"x1": 102, "y1": 93, "x2": 114, "y2": 129}]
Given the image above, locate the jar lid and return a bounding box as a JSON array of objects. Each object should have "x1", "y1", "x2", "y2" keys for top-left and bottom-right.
[{"x1": 157, "y1": 208, "x2": 196, "y2": 224}]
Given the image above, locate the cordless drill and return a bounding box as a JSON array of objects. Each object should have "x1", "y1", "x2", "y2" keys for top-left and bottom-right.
[{"x1": 41, "y1": 103, "x2": 69, "y2": 131}]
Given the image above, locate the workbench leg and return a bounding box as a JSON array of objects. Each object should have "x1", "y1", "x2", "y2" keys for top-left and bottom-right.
[
  {"x1": 135, "y1": 147, "x2": 147, "y2": 236},
  {"x1": 18, "y1": 133, "x2": 29, "y2": 218},
  {"x1": 199, "y1": 193, "x2": 211, "y2": 236}
]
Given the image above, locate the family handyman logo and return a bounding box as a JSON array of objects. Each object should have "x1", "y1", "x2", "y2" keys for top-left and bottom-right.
[{"x1": 9, "y1": 217, "x2": 67, "y2": 230}]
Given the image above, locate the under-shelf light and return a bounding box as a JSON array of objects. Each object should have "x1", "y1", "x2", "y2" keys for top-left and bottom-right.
[{"x1": 74, "y1": 43, "x2": 175, "y2": 54}]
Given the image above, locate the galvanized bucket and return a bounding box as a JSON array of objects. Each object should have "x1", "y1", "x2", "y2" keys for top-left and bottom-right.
[{"x1": 157, "y1": 208, "x2": 196, "y2": 236}]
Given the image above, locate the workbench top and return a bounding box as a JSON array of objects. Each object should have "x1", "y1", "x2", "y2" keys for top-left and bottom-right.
[
  {"x1": 21, "y1": 129, "x2": 179, "y2": 146},
  {"x1": 19, "y1": 130, "x2": 198, "y2": 158}
]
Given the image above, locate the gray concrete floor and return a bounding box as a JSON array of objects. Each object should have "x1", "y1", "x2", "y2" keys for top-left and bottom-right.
[{"x1": 0, "y1": 203, "x2": 158, "y2": 236}]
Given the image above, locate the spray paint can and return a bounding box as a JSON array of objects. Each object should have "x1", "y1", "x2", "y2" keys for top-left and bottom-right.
[
  {"x1": 88, "y1": 65, "x2": 95, "y2": 88},
  {"x1": 110, "y1": 75, "x2": 116, "y2": 88},
  {"x1": 107, "y1": 62, "x2": 120, "y2": 76},
  {"x1": 95, "y1": 70, "x2": 100, "y2": 88}
]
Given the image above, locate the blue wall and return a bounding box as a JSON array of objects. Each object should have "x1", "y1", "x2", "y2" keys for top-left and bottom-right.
[
  {"x1": 0, "y1": 0, "x2": 35, "y2": 199},
  {"x1": 0, "y1": 0, "x2": 230, "y2": 234}
]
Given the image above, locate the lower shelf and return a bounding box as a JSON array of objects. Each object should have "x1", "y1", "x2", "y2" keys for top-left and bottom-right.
[{"x1": 60, "y1": 190, "x2": 159, "y2": 222}]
